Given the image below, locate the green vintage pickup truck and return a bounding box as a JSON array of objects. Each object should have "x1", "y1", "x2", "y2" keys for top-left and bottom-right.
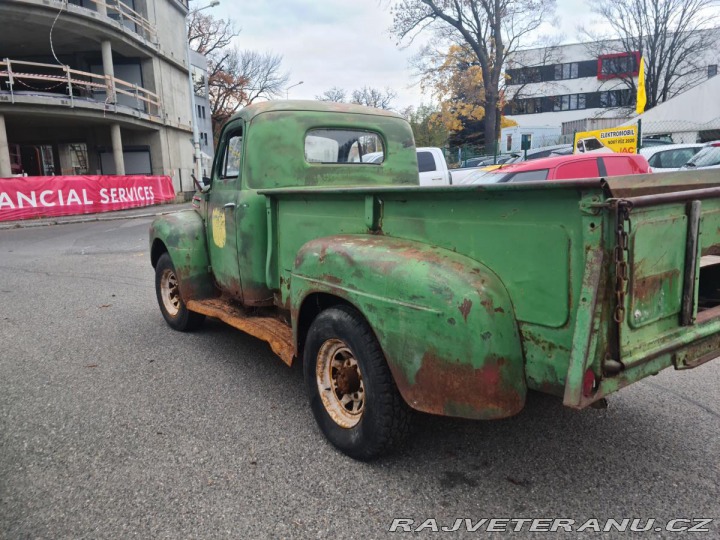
[{"x1": 150, "y1": 101, "x2": 720, "y2": 459}]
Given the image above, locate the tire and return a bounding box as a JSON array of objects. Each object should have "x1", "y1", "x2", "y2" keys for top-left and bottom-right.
[
  {"x1": 155, "y1": 252, "x2": 205, "y2": 331},
  {"x1": 303, "y1": 305, "x2": 411, "y2": 460}
]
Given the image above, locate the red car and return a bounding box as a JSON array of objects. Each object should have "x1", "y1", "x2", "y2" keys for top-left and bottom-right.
[{"x1": 463, "y1": 153, "x2": 651, "y2": 183}]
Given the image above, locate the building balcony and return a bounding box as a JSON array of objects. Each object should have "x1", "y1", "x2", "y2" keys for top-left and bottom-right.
[
  {"x1": 2, "y1": 0, "x2": 159, "y2": 54},
  {"x1": 0, "y1": 59, "x2": 172, "y2": 127}
]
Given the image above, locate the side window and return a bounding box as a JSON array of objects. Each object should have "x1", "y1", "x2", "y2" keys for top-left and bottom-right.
[
  {"x1": 304, "y1": 129, "x2": 384, "y2": 164},
  {"x1": 555, "y1": 159, "x2": 599, "y2": 180},
  {"x1": 650, "y1": 148, "x2": 699, "y2": 168},
  {"x1": 221, "y1": 133, "x2": 243, "y2": 179},
  {"x1": 417, "y1": 151, "x2": 437, "y2": 173},
  {"x1": 213, "y1": 126, "x2": 243, "y2": 185},
  {"x1": 506, "y1": 169, "x2": 549, "y2": 182}
]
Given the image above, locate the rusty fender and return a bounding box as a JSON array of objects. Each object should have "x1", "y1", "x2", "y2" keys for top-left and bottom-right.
[
  {"x1": 291, "y1": 235, "x2": 526, "y2": 420},
  {"x1": 149, "y1": 210, "x2": 215, "y2": 301}
]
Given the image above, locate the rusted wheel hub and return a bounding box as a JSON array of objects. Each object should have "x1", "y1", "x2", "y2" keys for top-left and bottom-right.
[
  {"x1": 316, "y1": 339, "x2": 365, "y2": 428},
  {"x1": 336, "y1": 364, "x2": 361, "y2": 395},
  {"x1": 160, "y1": 268, "x2": 181, "y2": 316}
]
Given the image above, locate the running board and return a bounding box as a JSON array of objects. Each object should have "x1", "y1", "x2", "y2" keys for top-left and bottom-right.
[{"x1": 186, "y1": 299, "x2": 294, "y2": 366}]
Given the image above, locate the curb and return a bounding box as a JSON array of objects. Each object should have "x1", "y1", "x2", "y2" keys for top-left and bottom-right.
[{"x1": 0, "y1": 204, "x2": 192, "y2": 230}]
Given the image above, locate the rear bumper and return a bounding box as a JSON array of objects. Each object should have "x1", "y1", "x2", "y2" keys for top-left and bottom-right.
[{"x1": 577, "y1": 318, "x2": 720, "y2": 408}]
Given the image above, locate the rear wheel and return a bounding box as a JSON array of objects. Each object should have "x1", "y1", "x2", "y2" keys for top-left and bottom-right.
[
  {"x1": 155, "y1": 252, "x2": 205, "y2": 331},
  {"x1": 303, "y1": 305, "x2": 411, "y2": 460}
]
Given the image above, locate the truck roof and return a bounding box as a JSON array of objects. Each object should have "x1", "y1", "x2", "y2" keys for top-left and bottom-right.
[{"x1": 230, "y1": 100, "x2": 405, "y2": 123}]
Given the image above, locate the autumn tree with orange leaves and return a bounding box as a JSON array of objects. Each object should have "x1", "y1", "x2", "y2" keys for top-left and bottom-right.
[{"x1": 415, "y1": 45, "x2": 515, "y2": 148}]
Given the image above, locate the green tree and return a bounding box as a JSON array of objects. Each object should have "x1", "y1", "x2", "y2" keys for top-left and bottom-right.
[{"x1": 401, "y1": 104, "x2": 449, "y2": 147}]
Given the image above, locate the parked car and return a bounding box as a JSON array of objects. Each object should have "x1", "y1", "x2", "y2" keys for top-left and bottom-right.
[
  {"x1": 461, "y1": 154, "x2": 515, "y2": 168},
  {"x1": 641, "y1": 136, "x2": 674, "y2": 147},
  {"x1": 504, "y1": 144, "x2": 574, "y2": 164},
  {"x1": 416, "y1": 147, "x2": 452, "y2": 185},
  {"x1": 639, "y1": 144, "x2": 704, "y2": 172},
  {"x1": 460, "y1": 156, "x2": 486, "y2": 168},
  {"x1": 682, "y1": 141, "x2": 720, "y2": 170},
  {"x1": 357, "y1": 147, "x2": 452, "y2": 185},
  {"x1": 458, "y1": 153, "x2": 651, "y2": 184}
]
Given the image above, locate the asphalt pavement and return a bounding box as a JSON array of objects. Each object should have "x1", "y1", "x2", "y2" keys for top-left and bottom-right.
[{"x1": 0, "y1": 216, "x2": 719, "y2": 539}]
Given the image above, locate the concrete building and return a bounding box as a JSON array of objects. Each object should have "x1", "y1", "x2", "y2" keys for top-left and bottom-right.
[
  {"x1": 0, "y1": 0, "x2": 197, "y2": 194},
  {"x1": 190, "y1": 49, "x2": 213, "y2": 178}
]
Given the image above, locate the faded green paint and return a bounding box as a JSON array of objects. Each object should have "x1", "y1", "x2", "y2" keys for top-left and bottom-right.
[
  {"x1": 150, "y1": 101, "x2": 720, "y2": 422},
  {"x1": 290, "y1": 235, "x2": 526, "y2": 419},
  {"x1": 149, "y1": 210, "x2": 215, "y2": 301}
]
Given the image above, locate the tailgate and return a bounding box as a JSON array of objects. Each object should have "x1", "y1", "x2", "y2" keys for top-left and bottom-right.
[
  {"x1": 565, "y1": 170, "x2": 720, "y2": 408},
  {"x1": 609, "y1": 170, "x2": 720, "y2": 367}
]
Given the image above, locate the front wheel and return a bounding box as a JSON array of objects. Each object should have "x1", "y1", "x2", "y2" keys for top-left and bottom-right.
[
  {"x1": 154, "y1": 252, "x2": 205, "y2": 331},
  {"x1": 303, "y1": 305, "x2": 411, "y2": 460}
]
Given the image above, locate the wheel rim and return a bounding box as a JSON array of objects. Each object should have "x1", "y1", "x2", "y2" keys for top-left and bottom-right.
[
  {"x1": 160, "y1": 268, "x2": 181, "y2": 317},
  {"x1": 316, "y1": 338, "x2": 365, "y2": 428}
]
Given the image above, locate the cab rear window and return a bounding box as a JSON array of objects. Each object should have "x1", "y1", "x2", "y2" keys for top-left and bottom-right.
[{"x1": 305, "y1": 129, "x2": 384, "y2": 164}]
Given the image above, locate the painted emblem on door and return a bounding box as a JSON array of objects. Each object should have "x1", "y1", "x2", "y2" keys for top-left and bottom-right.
[{"x1": 211, "y1": 207, "x2": 226, "y2": 248}]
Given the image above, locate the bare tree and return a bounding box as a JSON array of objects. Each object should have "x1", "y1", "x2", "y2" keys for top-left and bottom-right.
[
  {"x1": 392, "y1": 0, "x2": 556, "y2": 146},
  {"x1": 187, "y1": 6, "x2": 290, "y2": 137},
  {"x1": 315, "y1": 86, "x2": 398, "y2": 110},
  {"x1": 187, "y1": 7, "x2": 238, "y2": 57},
  {"x1": 239, "y1": 51, "x2": 290, "y2": 105},
  {"x1": 316, "y1": 87, "x2": 347, "y2": 102},
  {"x1": 350, "y1": 87, "x2": 398, "y2": 109},
  {"x1": 585, "y1": 0, "x2": 719, "y2": 110}
]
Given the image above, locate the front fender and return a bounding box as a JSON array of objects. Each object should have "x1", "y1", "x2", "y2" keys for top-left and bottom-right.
[
  {"x1": 291, "y1": 235, "x2": 526, "y2": 420},
  {"x1": 149, "y1": 210, "x2": 215, "y2": 301}
]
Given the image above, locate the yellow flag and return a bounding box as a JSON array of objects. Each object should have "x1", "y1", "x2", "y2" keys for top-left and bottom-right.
[{"x1": 636, "y1": 56, "x2": 647, "y2": 114}]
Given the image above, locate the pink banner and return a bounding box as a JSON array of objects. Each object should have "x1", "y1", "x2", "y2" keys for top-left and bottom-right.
[{"x1": 0, "y1": 175, "x2": 175, "y2": 222}]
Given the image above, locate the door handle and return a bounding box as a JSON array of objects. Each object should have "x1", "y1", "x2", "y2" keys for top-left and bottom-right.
[{"x1": 223, "y1": 202, "x2": 236, "y2": 209}]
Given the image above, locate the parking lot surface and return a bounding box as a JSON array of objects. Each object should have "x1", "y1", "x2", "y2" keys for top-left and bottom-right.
[{"x1": 1, "y1": 217, "x2": 719, "y2": 538}]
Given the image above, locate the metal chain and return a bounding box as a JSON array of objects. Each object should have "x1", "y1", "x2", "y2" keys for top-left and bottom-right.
[{"x1": 613, "y1": 201, "x2": 632, "y2": 323}]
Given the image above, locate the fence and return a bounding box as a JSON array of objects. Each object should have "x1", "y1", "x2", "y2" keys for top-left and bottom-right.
[
  {"x1": 448, "y1": 117, "x2": 720, "y2": 167},
  {"x1": 631, "y1": 117, "x2": 720, "y2": 147},
  {"x1": 447, "y1": 132, "x2": 575, "y2": 167},
  {"x1": 0, "y1": 58, "x2": 162, "y2": 117}
]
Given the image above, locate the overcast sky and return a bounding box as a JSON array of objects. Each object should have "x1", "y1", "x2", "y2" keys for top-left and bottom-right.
[{"x1": 211, "y1": 0, "x2": 600, "y2": 109}]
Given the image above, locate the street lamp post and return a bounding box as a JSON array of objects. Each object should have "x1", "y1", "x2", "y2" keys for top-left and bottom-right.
[
  {"x1": 286, "y1": 81, "x2": 304, "y2": 99},
  {"x1": 186, "y1": 0, "x2": 219, "y2": 189}
]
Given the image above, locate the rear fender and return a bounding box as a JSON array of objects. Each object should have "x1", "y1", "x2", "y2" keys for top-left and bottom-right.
[
  {"x1": 149, "y1": 210, "x2": 215, "y2": 301},
  {"x1": 291, "y1": 235, "x2": 526, "y2": 420}
]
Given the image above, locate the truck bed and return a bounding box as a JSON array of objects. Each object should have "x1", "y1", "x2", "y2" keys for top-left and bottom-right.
[{"x1": 259, "y1": 171, "x2": 720, "y2": 412}]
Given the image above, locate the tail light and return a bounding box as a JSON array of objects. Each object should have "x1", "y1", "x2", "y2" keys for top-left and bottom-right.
[{"x1": 582, "y1": 369, "x2": 598, "y2": 397}]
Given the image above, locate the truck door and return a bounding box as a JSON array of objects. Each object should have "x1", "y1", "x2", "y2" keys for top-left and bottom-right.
[{"x1": 206, "y1": 123, "x2": 244, "y2": 300}]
